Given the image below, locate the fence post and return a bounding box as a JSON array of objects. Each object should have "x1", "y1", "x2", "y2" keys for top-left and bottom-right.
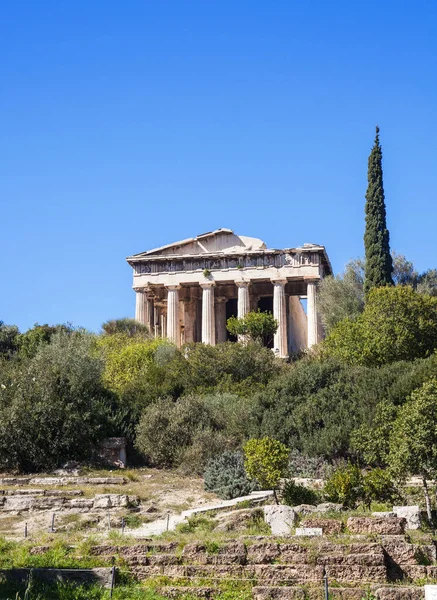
[
  {"x1": 323, "y1": 566, "x2": 329, "y2": 600},
  {"x1": 109, "y1": 565, "x2": 116, "y2": 598}
]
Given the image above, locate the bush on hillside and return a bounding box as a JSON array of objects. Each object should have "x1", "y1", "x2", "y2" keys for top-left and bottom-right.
[
  {"x1": 134, "y1": 394, "x2": 244, "y2": 471},
  {"x1": 204, "y1": 451, "x2": 257, "y2": 500},
  {"x1": 282, "y1": 479, "x2": 321, "y2": 506},
  {"x1": 253, "y1": 356, "x2": 437, "y2": 460},
  {"x1": 244, "y1": 437, "x2": 289, "y2": 502},
  {"x1": 101, "y1": 318, "x2": 150, "y2": 337},
  {"x1": 323, "y1": 286, "x2": 437, "y2": 366},
  {"x1": 0, "y1": 331, "x2": 117, "y2": 472},
  {"x1": 226, "y1": 310, "x2": 278, "y2": 347},
  {"x1": 362, "y1": 468, "x2": 400, "y2": 507},
  {"x1": 323, "y1": 463, "x2": 364, "y2": 508},
  {"x1": 182, "y1": 341, "x2": 281, "y2": 395}
]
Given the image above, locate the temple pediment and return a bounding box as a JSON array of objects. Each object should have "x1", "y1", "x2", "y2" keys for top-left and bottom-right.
[{"x1": 128, "y1": 228, "x2": 267, "y2": 259}]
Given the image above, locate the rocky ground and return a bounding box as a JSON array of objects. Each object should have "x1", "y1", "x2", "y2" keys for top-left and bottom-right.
[{"x1": 0, "y1": 467, "x2": 217, "y2": 539}]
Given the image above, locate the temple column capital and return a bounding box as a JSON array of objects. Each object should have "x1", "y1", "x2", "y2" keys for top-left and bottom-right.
[
  {"x1": 200, "y1": 281, "x2": 216, "y2": 289},
  {"x1": 235, "y1": 280, "x2": 250, "y2": 288}
]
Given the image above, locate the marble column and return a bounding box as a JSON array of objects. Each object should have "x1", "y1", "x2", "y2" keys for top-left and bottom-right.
[
  {"x1": 160, "y1": 314, "x2": 166, "y2": 339},
  {"x1": 307, "y1": 280, "x2": 319, "y2": 348},
  {"x1": 166, "y1": 285, "x2": 180, "y2": 346},
  {"x1": 182, "y1": 298, "x2": 196, "y2": 344},
  {"x1": 236, "y1": 281, "x2": 250, "y2": 318},
  {"x1": 215, "y1": 297, "x2": 227, "y2": 344},
  {"x1": 272, "y1": 279, "x2": 288, "y2": 358},
  {"x1": 153, "y1": 305, "x2": 160, "y2": 338},
  {"x1": 134, "y1": 288, "x2": 147, "y2": 324},
  {"x1": 200, "y1": 282, "x2": 215, "y2": 345}
]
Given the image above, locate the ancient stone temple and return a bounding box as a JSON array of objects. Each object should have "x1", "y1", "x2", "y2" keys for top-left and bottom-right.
[{"x1": 126, "y1": 228, "x2": 332, "y2": 358}]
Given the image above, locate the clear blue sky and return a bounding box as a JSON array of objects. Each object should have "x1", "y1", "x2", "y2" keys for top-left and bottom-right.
[{"x1": 1, "y1": 1, "x2": 436, "y2": 332}]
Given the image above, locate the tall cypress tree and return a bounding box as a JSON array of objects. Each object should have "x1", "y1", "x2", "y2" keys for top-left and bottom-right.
[{"x1": 364, "y1": 126, "x2": 393, "y2": 294}]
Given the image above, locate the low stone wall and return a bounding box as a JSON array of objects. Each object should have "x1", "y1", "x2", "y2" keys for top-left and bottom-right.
[
  {"x1": 24, "y1": 535, "x2": 436, "y2": 598},
  {"x1": 0, "y1": 492, "x2": 139, "y2": 513},
  {"x1": 0, "y1": 476, "x2": 126, "y2": 486},
  {"x1": 0, "y1": 567, "x2": 114, "y2": 589}
]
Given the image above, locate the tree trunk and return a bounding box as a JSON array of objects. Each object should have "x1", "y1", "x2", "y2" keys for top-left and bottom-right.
[
  {"x1": 273, "y1": 489, "x2": 279, "y2": 505},
  {"x1": 423, "y1": 477, "x2": 433, "y2": 524}
]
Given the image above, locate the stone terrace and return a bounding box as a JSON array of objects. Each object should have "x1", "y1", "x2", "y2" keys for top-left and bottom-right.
[{"x1": 85, "y1": 532, "x2": 437, "y2": 599}]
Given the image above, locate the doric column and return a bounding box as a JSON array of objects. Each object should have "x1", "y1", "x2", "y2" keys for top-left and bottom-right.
[
  {"x1": 288, "y1": 295, "x2": 308, "y2": 353},
  {"x1": 272, "y1": 279, "x2": 288, "y2": 358},
  {"x1": 160, "y1": 314, "x2": 166, "y2": 339},
  {"x1": 166, "y1": 285, "x2": 180, "y2": 346},
  {"x1": 200, "y1": 282, "x2": 215, "y2": 345},
  {"x1": 134, "y1": 288, "x2": 147, "y2": 324},
  {"x1": 307, "y1": 280, "x2": 319, "y2": 348},
  {"x1": 153, "y1": 305, "x2": 160, "y2": 338},
  {"x1": 182, "y1": 298, "x2": 196, "y2": 344},
  {"x1": 215, "y1": 297, "x2": 228, "y2": 344},
  {"x1": 236, "y1": 281, "x2": 250, "y2": 319}
]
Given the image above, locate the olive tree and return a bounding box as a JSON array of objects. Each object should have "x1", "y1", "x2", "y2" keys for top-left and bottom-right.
[{"x1": 388, "y1": 378, "x2": 437, "y2": 522}]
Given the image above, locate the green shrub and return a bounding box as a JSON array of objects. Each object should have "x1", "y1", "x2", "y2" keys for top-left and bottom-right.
[
  {"x1": 176, "y1": 515, "x2": 216, "y2": 534},
  {"x1": 244, "y1": 437, "x2": 289, "y2": 502},
  {"x1": 226, "y1": 310, "x2": 278, "y2": 346},
  {"x1": 204, "y1": 451, "x2": 257, "y2": 500},
  {"x1": 362, "y1": 468, "x2": 400, "y2": 507},
  {"x1": 282, "y1": 479, "x2": 321, "y2": 506},
  {"x1": 324, "y1": 463, "x2": 364, "y2": 508}
]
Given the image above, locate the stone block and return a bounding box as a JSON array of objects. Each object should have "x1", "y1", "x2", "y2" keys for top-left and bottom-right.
[
  {"x1": 6, "y1": 489, "x2": 45, "y2": 496},
  {"x1": 253, "y1": 587, "x2": 366, "y2": 600},
  {"x1": 347, "y1": 517, "x2": 406, "y2": 535},
  {"x1": 300, "y1": 518, "x2": 343, "y2": 534},
  {"x1": 67, "y1": 498, "x2": 94, "y2": 510},
  {"x1": 425, "y1": 585, "x2": 437, "y2": 600},
  {"x1": 32, "y1": 497, "x2": 65, "y2": 510},
  {"x1": 316, "y1": 502, "x2": 343, "y2": 513},
  {"x1": 0, "y1": 477, "x2": 31, "y2": 485},
  {"x1": 393, "y1": 506, "x2": 422, "y2": 530},
  {"x1": 372, "y1": 512, "x2": 396, "y2": 518},
  {"x1": 326, "y1": 565, "x2": 387, "y2": 583},
  {"x1": 246, "y1": 543, "x2": 280, "y2": 564},
  {"x1": 3, "y1": 496, "x2": 34, "y2": 511},
  {"x1": 253, "y1": 586, "x2": 307, "y2": 600},
  {"x1": 295, "y1": 527, "x2": 322, "y2": 537},
  {"x1": 147, "y1": 555, "x2": 181, "y2": 566},
  {"x1": 92, "y1": 494, "x2": 130, "y2": 509},
  {"x1": 292, "y1": 504, "x2": 318, "y2": 515},
  {"x1": 264, "y1": 505, "x2": 296, "y2": 536},
  {"x1": 375, "y1": 587, "x2": 424, "y2": 600}
]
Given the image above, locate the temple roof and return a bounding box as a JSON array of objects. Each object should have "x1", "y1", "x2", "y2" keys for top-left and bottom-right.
[
  {"x1": 127, "y1": 229, "x2": 332, "y2": 275},
  {"x1": 128, "y1": 228, "x2": 268, "y2": 259}
]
